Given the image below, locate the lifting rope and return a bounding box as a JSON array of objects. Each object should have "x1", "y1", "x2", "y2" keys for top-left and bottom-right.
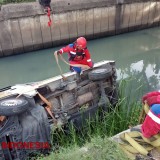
[
  {"x1": 59, "y1": 54, "x2": 90, "y2": 69},
  {"x1": 54, "y1": 52, "x2": 90, "y2": 80}
]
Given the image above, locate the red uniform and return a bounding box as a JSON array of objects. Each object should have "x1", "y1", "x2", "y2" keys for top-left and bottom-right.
[
  {"x1": 58, "y1": 43, "x2": 93, "y2": 68},
  {"x1": 141, "y1": 91, "x2": 160, "y2": 138}
]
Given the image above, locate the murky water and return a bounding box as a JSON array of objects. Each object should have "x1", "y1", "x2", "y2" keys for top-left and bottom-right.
[{"x1": 0, "y1": 27, "x2": 160, "y2": 97}]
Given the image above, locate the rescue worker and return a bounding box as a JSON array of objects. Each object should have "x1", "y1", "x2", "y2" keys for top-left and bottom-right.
[
  {"x1": 54, "y1": 37, "x2": 94, "y2": 74},
  {"x1": 141, "y1": 91, "x2": 160, "y2": 138}
]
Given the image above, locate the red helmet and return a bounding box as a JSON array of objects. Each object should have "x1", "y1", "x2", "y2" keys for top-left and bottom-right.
[{"x1": 76, "y1": 37, "x2": 87, "y2": 49}]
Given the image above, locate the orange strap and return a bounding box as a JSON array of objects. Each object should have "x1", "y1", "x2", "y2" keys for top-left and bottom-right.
[{"x1": 37, "y1": 92, "x2": 57, "y2": 124}]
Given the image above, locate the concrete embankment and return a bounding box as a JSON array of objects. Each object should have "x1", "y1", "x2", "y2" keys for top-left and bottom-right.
[{"x1": 0, "y1": 0, "x2": 160, "y2": 57}]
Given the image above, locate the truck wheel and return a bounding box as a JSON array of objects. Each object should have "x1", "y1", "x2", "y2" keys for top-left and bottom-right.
[
  {"x1": 88, "y1": 68, "x2": 112, "y2": 81},
  {"x1": 0, "y1": 98, "x2": 29, "y2": 116}
]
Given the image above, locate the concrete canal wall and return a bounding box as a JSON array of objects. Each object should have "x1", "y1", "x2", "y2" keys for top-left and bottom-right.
[{"x1": 0, "y1": 0, "x2": 160, "y2": 57}]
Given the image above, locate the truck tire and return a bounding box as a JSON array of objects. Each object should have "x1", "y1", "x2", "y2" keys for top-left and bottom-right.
[
  {"x1": 0, "y1": 98, "x2": 29, "y2": 116},
  {"x1": 88, "y1": 68, "x2": 112, "y2": 81}
]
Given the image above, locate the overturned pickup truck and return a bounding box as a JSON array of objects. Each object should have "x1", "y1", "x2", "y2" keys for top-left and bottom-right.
[{"x1": 0, "y1": 60, "x2": 118, "y2": 160}]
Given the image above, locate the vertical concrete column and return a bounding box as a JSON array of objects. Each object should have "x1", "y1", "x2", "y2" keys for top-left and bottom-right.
[
  {"x1": 30, "y1": 16, "x2": 43, "y2": 50},
  {"x1": 153, "y1": 2, "x2": 160, "y2": 26},
  {"x1": 19, "y1": 18, "x2": 33, "y2": 52},
  {"x1": 76, "y1": 10, "x2": 86, "y2": 37},
  {"x1": 115, "y1": 4, "x2": 122, "y2": 34},
  {"x1": 141, "y1": 2, "x2": 150, "y2": 27},
  {"x1": 148, "y1": 2, "x2": 157, "y2": 27},
  {"x1": 108, "y1": 6, "x2": 116, "y2": 35},
  {"x1": 85, "y1": 9, "x2": 94, "y2": 39},
  {"x1": 100, "y1": 7, "x2": 109, "y2": 36},
  {"x1": 134, "y1": 2, "x2": 143, "y2": 30},
  {"x1": 0, "y1": 43, "x2": 3, "y2": 57},
  {"x1": 0, "y1": 21, "x2": 13, "y2": 56},
  {"x1": 128, "y1": 3, "x2": 137, "y2": 31},
  {"x1": 67, "y1": 11, "x2": 78, "y2": 42},
  {"x1": 50, "y1": 14, "x2": 61, "y2": 46},
  {"x1": 8, "y1": 19, "x2": 23, "y2": 55},
  {"x1": 39, "y1": 15, "x2": 52, "y2": 48},
  {"x1": 120, "y1": 4, "x2": 131, "y2": 33},
  {"x1": 58, "y1": 13, "x2": 69, "y2": 44},
  {"x1": 93, "y1": 8, "x2": 101, "y2": 38}
]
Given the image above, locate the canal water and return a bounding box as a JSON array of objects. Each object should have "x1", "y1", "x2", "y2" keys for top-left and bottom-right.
[{"x1": 0, "y1": 27, "x2": 160, "y2": 98}]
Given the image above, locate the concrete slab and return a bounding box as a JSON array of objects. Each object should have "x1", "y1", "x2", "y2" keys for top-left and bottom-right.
[
  {"x1": 50, "y1": 14, "x2": 61, "y2": 46},
  {"x1": 148, "y1": 2, "x2": 157, "y2": 27},
  {"x1": 29, "y1": 16, "x2": 43, "y2": 50},
  {"x1": 76, "y1": 10, "x2": 86, "y2": 37},
  {"x1": 135, "y1": 3, "x2": 143, "y2": 27},
  {"x1": 19, "y1": 18, "x2": 34, "y2": 52},
  {"x1": 153, "y1": 2, "x2": 160, "y2": 26},
  {"x1": 0, "y1": 21, "x2": 13, "y2": 56},
  {"x1": 8, "y1": 19, "x2": 24, "y2": 54},
  {"x1": 58, "y1": 13, "x2": 70, "y2": 44},
  {"x1": 39, "y1": 15, "x2": 52, "y2": 48},
  {"x1": 85, "y1": 9, "x2": 94, "y2": 39},
  {"x1": 115, "y1": 5, "x2": 121, "y2": 34},
  {"x1": 128, "y1": 3, "x2": 137, "y2": 31},
  {"x1": 93, "y1": 8, "x2": 101, "y2": 38},
  {"x1": 108, "y1": 6, "x2": 116, "y2": 33},
  {"x1": 141, "y1": 2, "x2": 150, "y2": 26},
  {"x1": 8, "y1": 19, "x2": 24, "y2": 55},
  {"x1": 67, "y1": 11, "x2": 78, "y2": 42},
  {"x1": 117, "y1": 4, "x2": 131, "y2": 34},
  {"x1": 121, "y1": 4, "x2": 130, "y2": 30},
  {"x1": 100, "y1": 7, "x2": 109, "y2": 35}
]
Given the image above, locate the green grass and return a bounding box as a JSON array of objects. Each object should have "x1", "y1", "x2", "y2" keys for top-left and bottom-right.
[
  {"x1": 38, "y1": 137, "x2": 129, "y2": 160},
  {"x1": 37, "y1": 78, "x2": 145, "y2": 160},
  {"x1": 0, "y1": 0, "x2": 35, "y2": 5}
]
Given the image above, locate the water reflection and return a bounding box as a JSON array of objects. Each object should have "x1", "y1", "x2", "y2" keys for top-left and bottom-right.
[{"x1": 0, "y1": 27, "x2": 160, "y2": 97}]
